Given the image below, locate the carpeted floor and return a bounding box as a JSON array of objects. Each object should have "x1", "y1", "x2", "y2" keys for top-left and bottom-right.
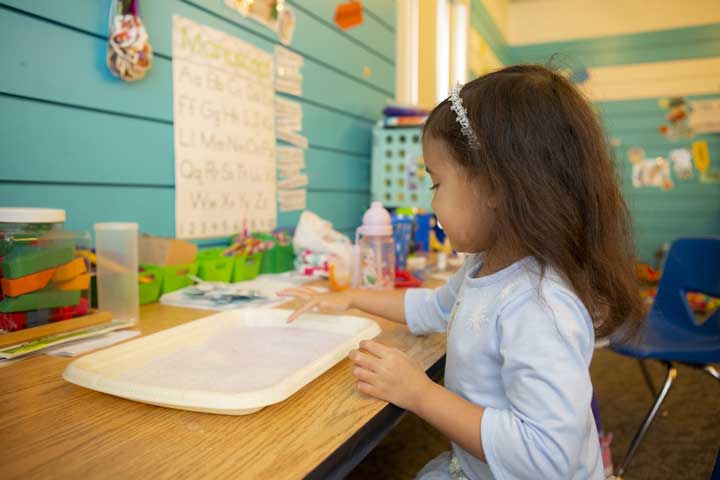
[{"x1": 347, "y1": 348, "x2": 720, "y2": 479}]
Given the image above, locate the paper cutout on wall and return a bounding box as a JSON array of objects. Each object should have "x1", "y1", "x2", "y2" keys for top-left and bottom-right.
[
  {"x1": 689, "y1": 99, "x2": 720, "y2": 134},
  {"x1": 275, "y1": 45, "x2": 303, "y2": 96},
  {"x1": 692, "y1": 140, "x2": 710, "y2": 173},
  {"x1": 278, "y1": 188, "x2": 307, "y2": 212},
  {"x1": 275, "y1": 97, "x2": 308, "y2": 149},
  {"x1": 669, "y1": 148, "x2": 694, "y2": 180},
  {"x1": 628, "y1": 148, "x2": 673, "y2": 190},
  {"x1": 225, "y1": 0, "x2": 296, "y2": 45},
  {"x1": 692, "y1": 140, "x2": 720, "y2": 184},
  {"x1": 276, "y1": 146, "x2": 307, "y2": 212},
  {"x1": 659, "y1": 97, "x2": 694, "y2": 141},
  {"x1": 334, "y1": 1, "x2": 364, "y2": 30},
  {"x1": 172, "y1": 16, "x2": 277, "y2": 238}
]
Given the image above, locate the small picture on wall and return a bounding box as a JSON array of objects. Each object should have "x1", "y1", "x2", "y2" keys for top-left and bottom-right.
[
  {"x1": 225, "y1": 0, "x2": 296, "y2": 45},
  {"x1": 628, "y1": 148, "x2": 674, "y2": 190}
]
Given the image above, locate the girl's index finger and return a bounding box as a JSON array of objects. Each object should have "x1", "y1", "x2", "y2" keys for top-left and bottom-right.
[{"x1": 286, "y1": 298, "x2": 320, "y2": 323}]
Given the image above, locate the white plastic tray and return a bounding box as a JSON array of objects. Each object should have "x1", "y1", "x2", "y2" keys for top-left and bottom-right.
[{"x1": 63, "y1": 309, "x2": 381, "y2": 415}]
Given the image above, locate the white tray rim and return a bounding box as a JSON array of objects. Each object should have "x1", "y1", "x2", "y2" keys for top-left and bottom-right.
[{"x1": 63, "y1": 308, "x2": 381, "y2": 415}]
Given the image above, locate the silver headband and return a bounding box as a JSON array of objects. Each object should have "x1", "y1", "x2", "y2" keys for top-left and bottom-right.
[{"x1": 449, "y1": 82, "x2": 479, "y2": 149}]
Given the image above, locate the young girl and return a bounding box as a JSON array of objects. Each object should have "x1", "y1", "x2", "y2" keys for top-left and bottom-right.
[{"x1": 280, "y1": 64, "x2": 642, "y2": 479}]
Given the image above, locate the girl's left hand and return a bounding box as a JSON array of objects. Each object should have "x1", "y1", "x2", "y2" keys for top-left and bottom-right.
[{"x1": 348, "y1": 339, "x2": 433, "y2": 412}]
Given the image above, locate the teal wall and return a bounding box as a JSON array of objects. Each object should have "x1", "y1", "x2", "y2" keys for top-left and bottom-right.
[
  {"x1": 509, "y1": 29, "x2": 720, "y2": 262},
  {"x1": 468, "y1": 2, "x2": 720, "y2": 262},
  {"x1": 0, "y1": 1, "x2": 397, "y2": 239}
]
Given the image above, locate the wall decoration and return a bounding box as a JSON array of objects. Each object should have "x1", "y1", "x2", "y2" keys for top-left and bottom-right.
[
  {"x1": 692, "y1": 140, "x2": 720, "y2": 184},
  {"x1": 106, "y1": 0, "x2": 153, "y2": 82},
  {"x1": 628, "y1": 148, "x2": 673, "y2": 190},
  {"x1": 669, "y1": 148, "x2": 694, "y2": 180},
  {"x1": 334, "y1": 1, "x2": 364, "y2": 30},
  {"x1": 659, "y1": 97, "x2": 694, "y2": 141},
  {"x1": 172, "y1": 16, "x2": 276, "y2": 238},
  {"x1": 225, "y1": 0, "x2": 296, "y2": 45},
  {"x1": 689, "y1": 99, "x2": 720, "y2": 134},
  {"x1": 275, "y1": 45, "x2": 303, "y2": 96}
]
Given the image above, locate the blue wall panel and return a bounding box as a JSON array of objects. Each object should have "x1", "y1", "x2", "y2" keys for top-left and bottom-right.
[{"x1": 0, "y1": 0, "x2": 392, "y2": 238}]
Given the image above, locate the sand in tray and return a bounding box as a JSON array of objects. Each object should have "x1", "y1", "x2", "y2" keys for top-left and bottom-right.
[{"x1": 117, "y1": 325, "x2": 351, "y2": 393}]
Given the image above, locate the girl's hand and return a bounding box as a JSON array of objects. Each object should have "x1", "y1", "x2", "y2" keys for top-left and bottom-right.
[
  {"x1": 277, "y1": 287, "x2": 355, "y2": 322},
  {"x1": 348, "y1": 339, "x2": 432, "y2": 412}
]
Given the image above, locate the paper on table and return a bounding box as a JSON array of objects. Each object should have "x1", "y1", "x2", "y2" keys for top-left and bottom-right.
[
  {"x1": 47, "y1": 330, "x2": 141, "y2": 357},
  {"x1": 160, "y1": 277, "x2": 326, "y2": 311},
  {"x1": 0, "y1": 320, "x2": 131, "y2": 359}
]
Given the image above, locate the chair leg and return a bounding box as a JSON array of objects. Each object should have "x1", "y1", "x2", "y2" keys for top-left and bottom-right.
[
  {"x1": 705, "y1": 365, "x2": 720, "y2": 383},
  {"x1": 616, "y1": 361, "x2": 677, "y2": 479},
  {"x1": 637, "y1": 359, "x2": 657, "y2": 398}
]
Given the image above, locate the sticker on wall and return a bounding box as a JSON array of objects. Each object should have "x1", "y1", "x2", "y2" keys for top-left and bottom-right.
[
  {"x1": 659, "y1": 97, "x2": 694, "y2": 141},
  {"x1": 106, "y1": 0, "x2": 153, "y2": 82},
  {"x1": 334, "y1": 1, "x2": 364, "y2": 30},
  {"x1": 692, "y1": 140, "x2": 720, "y2": 184},
  {"x1": 669, "y1": 148, "x2": 694, "y2": 180},
  {"x1": 225, "y1": 0, "x2": 296, "y2": 45},
  {"x1": 628, "y1": 148, "x2": 673, "y2": 190}
]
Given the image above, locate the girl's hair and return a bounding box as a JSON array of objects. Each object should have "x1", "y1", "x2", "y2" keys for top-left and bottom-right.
[{"x1": 423, "y1": 64, "x2": 643, "y2": 337}]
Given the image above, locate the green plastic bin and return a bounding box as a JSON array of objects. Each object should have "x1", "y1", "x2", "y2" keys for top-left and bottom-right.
[
  {"x1": 252, "y1": 233, "x2": 295, "y2": 274},
  {"x1": 197, "y1": 248, "x2": 234, "y2": 282},
  {"x1": 138, "y1": 265, "x2": 164, "y2": 305},
  {"x1": 141, "y1": 262, "x2": 198, "y2": 294},
  {"x1": 232, "y1": 253, "x2": 263, "y2": 282}
]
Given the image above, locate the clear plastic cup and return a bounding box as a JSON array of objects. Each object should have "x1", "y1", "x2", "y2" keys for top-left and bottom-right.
[{"x1": 94, "y1": 223, "x2": 139, "y2": 324}]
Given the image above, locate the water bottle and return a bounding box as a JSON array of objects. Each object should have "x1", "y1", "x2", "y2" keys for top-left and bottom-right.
[{"x1": 354, "y1": 202, "x2": 395, "y2": 290}]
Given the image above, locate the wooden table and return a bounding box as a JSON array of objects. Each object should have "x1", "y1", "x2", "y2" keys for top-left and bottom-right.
[{"x1": 0, "y1": 285, "x2": 447, "y2": 479}]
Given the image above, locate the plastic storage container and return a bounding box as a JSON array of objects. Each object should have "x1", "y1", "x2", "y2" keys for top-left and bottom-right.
[
  {"x1": 95, "y1": 223, "x2": 139, "y2": 324},
  {"x1": 253, "y1": 233, "x2": 295, "y2": 274},
  {"x1": 232, "y1": 253, "x2": 263, "y2": 282},
  {"x1": 197, "y1": 248, "x2": 234, "y2": 282},
  {"x1": 0, "y1": 208, "x2": 92, "y2": 331},
  {"x1": 143, "y1": 262, "x2": 199, "y2": 294},
  {"x1": 138, "y1": 265, "x2": 164, "y2": 305}
]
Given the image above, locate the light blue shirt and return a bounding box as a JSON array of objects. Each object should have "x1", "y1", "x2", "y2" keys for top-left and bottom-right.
[{"x1": 405, "y1": 255, "x2": 604, "y2": 480}]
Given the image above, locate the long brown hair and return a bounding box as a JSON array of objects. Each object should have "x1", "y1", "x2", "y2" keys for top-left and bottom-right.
[{"x1": 424, "y1": 64, "x2": 643, "y2": 337}]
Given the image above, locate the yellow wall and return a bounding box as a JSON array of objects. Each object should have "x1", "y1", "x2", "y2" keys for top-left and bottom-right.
[{"x1": 418, "y1": 0, "x2": 438, "y2": 109}]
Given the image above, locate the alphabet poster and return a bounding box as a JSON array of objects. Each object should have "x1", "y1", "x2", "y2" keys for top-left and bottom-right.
[{"x1": 172, "y1": 16, "x2": 276, "y2": 239}]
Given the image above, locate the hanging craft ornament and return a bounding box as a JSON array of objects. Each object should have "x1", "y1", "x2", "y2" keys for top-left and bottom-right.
[{"x1": 107, "y1": 0, "x2": 153, "y2": 82}]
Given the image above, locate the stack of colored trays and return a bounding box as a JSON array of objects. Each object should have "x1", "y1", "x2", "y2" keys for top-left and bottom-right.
[{"x1": 0, "y1": 245, "x2": 90, "y2": 332}]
